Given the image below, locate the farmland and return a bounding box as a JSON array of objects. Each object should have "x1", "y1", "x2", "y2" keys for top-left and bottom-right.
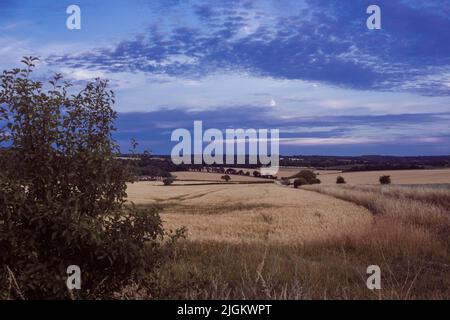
[
  {"x1": 256, "y1": 167, "x2": 450, "y2": 184},
  {"x1": 125, "y1": 169, "x2": 450, "y2": 299},
  {"x1": 126, "y1": 182, "x2": 372, "y2": 244},
  {"x1": 314, "y1": 168, "x2": 450, "y2": 185}
]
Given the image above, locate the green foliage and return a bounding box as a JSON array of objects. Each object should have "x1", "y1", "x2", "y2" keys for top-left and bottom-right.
[
  {"x1": 290, "y1": 170, "x2": 321, "y2": 186},
  {"x1": 336, "y1": 176, "x2": 346, "y2": 184},
  {"x1": 221, "y1": 174, "x2": 231, "y2": 182},
  {"x1": 293, "y1": 178, "x2": 308, "y2": 188},
  {"x1": 379, "y1": 175, "x2": 392, "y2": 185},
  {"x1": 291, "y1": 170, "x2": 315, "y2": 181},
  {"x1": 0, "y1": 57, "x2": 172, "y2": 299},
  {"x1": 163, "y1": 176, "x2": 175, "y2": 186}
]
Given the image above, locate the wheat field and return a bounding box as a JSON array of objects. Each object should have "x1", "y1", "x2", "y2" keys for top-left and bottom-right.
[
  {"x1": 126, "y1": 181, "x2": 373, "y2": 244},
  {"x1": 172, "y1": 171, "x2": 264, "y2": 182},
  {"x1": 124, "y1": 171, "x2": 450, "y2": 299},
  {"x1": 315, "y1": 168, "x2": 450, "y2": 185},
  {"x1": 178, "y1": 168, "x2": 450, "y2": 184}
]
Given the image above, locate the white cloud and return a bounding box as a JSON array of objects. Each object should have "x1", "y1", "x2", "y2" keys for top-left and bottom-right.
[
  {"x1": 280, "y1": 137, "x2": 377, "y2": 146},
  {"x1": 60, "y1": 68, "x2": 105, "y2": 81}
]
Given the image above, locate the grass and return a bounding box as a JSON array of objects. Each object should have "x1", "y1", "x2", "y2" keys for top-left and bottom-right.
[
  {"x1": 123, "y1": 181, "x2": 450, "y2": 299},
  {"x1": 148, "y1": 239, "x2": 448, "y2": 299},
  {"x1": 304, "y1": 185, "x2": 450, "y2": 238}
]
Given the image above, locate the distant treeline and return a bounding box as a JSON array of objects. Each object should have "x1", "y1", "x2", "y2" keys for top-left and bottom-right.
[
  {"x1": 280, "y1": 155, "x2": 450, "y2": 170},
  {"x1": 118, "y1": 154, "x2": 450, "y2": 179}
]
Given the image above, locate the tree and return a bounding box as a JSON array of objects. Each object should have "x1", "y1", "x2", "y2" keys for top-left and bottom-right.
[
  {"x1": 293, "y1": 178, "x2": 308, "y2": 188},
  {"x1": 226, "y1": 168, "x2": 237, "y2": 175},
  {"x1": 291, "y1": 170, "x2": 316, "y2": 182},
  {"x1": 290, "y1": 170, "x2": 321, "y2": 185},
  {"x1": 336, "y1": 176, "x2": 346, "y2": 184},
  {"x1": 0, "y1": 57, "x2": 179, "y2": 299},
  {"x1": 163, "y1": 176, "x2": 175, "y2": 186},
  {"x1": 280, "y1": 178, "x2": 291, "y2": 186},
  {"x1": 221, "y1": 174, "x2": 231, "y2": 182},
  {"x1": 379, "y1": 175, "x2": 391, "y2": 185}
]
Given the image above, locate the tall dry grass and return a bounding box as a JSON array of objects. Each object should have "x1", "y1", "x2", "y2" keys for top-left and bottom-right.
[
  {"x1": 304, "y1": 185, "x2": 450, "y2": 239},
  {"x1": 123, "y1": 183, "x2": 450, "y2": 300}
]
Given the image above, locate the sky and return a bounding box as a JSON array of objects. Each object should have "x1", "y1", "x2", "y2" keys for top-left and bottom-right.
[{"x1": 1, "y1": 0, "x2": 450, "y2": 155}]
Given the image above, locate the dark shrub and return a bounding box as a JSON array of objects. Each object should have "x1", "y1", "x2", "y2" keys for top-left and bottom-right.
[
  {"x1": 163, "y1": 176, "x2": 175, "y2": 186},
  {"x1": 280, "y1": 178, "x2": 291, "y2": 186},
  {"x1": 221, "y1": 174, "x2": 231, "y2": 182},
  {"x1": 379, "y1": 175, "x2": 392, "y2": 185},
  {"x1": 293, "y1": 178, "x2": 308, "y2": 188},
  {"x1": 290, "y1": 170, "x2": 321, "y2": 186},
  {"x1": 0, "y1": 58, "x2": 179, "y2": 299},
  {"x1": 291, "y1": 170, "x2": 316, "y2": 182},
  {"x1": 336, "y1": 176, "x2": 346, "y2": 184}
]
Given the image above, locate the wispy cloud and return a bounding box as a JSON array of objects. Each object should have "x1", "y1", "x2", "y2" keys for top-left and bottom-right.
[
  {"x1": 45, "y1": 0, "x2": 450, "y2": 96},
  {"x1": 2, "y1": 0, "x2": 450, "y2": 155},
  {"x1": 114, "y1": 109, "x2": 450, "y2": 155}
]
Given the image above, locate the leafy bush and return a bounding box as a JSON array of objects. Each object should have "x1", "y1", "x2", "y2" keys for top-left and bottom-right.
[
  {"x1": 379, "y1": 175, "x2": 392, "y2": 185},
  {"x1": 0, "y1": 57, "x2": 176, "y2": 299},
  {"x1": 293, "y1": 178, "x2": 308, "y2": 188},
  {"x1": 221, "y1": 174, "x2": 231, "y2": 182},
  {"x1": 336, "y1": 176, "x2": 346, "y2": 184},
  {"x1": 290, "y1": 170, "x2": 321, "y2": 186},
  {"x1": 291, "y1": 170, "x2": 316, "y2": 181},
  {"x1": 163, "y1": 176, "x2": 175, "y2": 186}
]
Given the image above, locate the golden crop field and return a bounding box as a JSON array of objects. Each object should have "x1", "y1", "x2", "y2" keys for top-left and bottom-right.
[
  {"x1": 124, "y1": 170, "x2": 450, "y2": 299},
  {"x1": 126, "y1": 181, "x2": 373, "y2": 244},
  {"x1": 174, "y1": 167, "x2": 450, "y2": 184},
  {"x1": 315, "y1": 168, "x2": 450, "y2": 185},
  {"x1": 171, "y1": 171, "x2": 264, "y2": 182}
]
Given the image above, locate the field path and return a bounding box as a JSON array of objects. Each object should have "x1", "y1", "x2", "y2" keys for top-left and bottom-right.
[{"x1": 127, "y1": 182, "x2": 373, "y2": 244}]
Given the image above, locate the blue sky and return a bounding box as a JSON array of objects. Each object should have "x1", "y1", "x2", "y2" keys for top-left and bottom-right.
[{"x1": 1, "y1": 0, "x2": 450, "y2": 155}]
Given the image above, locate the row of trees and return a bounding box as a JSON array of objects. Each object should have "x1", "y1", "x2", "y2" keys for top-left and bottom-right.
[
  {"x1": 283, "y1": 171, "x2": 393, "y2": 187},
  {"x1": 189, "y1": 167, "x2": 277, "y2": 180},
  {"x1": 279, "y1": 170, "x2": 322, "y2": 188},
  {"x1": 335, "y1": 175, "x2": 392, "y2": 185}
]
